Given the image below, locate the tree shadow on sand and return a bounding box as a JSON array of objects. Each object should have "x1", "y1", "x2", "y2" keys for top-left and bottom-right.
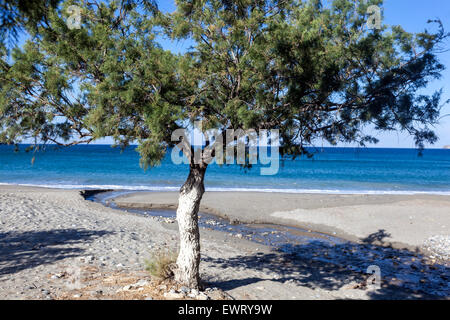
[
  {"x1": 0, "y1": 229, "x2": 112, "y2": 276},
  {"x1": 203, "y1": 230, "x2": 449, "y2": 299}
]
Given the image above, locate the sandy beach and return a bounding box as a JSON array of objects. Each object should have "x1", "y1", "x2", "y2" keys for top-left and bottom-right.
[
  {"x1": 0, "y1": 185, "x2": 449, "y2": 300},
  {"x1": 114, "y1": 192, "x2": 450, "y2": 250}
]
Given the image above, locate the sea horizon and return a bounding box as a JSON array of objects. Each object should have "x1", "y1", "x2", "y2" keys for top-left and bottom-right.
[
  {"x1": 7, "y1": 142, "x2": 450, "y2": 149},
  {"x1": 1, "y1": 144, "x2": 449, "y2": 195}
]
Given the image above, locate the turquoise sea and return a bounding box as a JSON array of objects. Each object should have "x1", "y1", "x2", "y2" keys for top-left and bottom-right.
[{"x1": 0, "y1": 145, "x2": 449, "y2": 194}]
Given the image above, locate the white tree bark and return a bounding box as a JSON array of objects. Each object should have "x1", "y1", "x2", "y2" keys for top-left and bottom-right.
[{"x1": 174, "y1": 164, "x2": 206, "y2": 288}]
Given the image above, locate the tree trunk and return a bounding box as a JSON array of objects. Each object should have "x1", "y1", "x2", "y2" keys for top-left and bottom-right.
[{"x1": 174, "y1": 163, "x2": 207, "y2": 288}]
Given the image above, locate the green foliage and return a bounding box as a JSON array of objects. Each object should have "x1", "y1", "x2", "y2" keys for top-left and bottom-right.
[
  {"x1": 0, "y1": 0, "x2": 448, "y2": 167},
  {"x1": 0, "y1": 0, "x2": 184, "y2": 165},
  {"x1": 0, "y1": 0, "x2": 60, "y2": 46},
  {"x1": 161, "y1": 0, "x2": 448, "y2": 156},
  {"x1": 145, "y1": 249, "x2": 177, "y2": 280}
]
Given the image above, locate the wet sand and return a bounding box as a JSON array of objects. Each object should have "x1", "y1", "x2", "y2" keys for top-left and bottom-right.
[{"x1": 113, "y1": 191, "x2": 450, "y2": 250}]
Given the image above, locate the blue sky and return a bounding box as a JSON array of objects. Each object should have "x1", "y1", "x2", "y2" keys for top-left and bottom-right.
[{"x1": 373, "y1": 0, "x2": 450, "y2": 148}]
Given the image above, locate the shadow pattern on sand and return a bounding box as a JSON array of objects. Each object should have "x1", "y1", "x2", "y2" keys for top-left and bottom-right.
[
  {"x1": 0, "y1": 229, "x2": 112, "y2": 276},
  {"x1": 204, "y1": 230, "x2": 449, "y2": 299}
]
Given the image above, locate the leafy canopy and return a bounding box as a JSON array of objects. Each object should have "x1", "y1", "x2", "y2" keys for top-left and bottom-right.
[
  {"x1": 0, "y1": 0, "x2": 448, "y2": 167},
  {"x1": 160, "y1": 0, "x2": 448, "y2": 157},
  {"x1": 0, "y1": 0, "x2": 186, "y2": 167}
]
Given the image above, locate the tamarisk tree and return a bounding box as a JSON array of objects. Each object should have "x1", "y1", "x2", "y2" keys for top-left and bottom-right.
[
  {"x1": 158, "y1": 0, "x2": 448, "y2": 287},
  {"x1": 0, "y1": 0, "x2": 448, "y2": 289}
]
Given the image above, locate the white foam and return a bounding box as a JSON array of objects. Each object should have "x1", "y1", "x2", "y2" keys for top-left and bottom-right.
[
  {"x1": 0, "y1": 182, "x2": 179, "y2": 191},
  {"x1": 1, "y1": 182, "x2": 449, "y2": 195}
]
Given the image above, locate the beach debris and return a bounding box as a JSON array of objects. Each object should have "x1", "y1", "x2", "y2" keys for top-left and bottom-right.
[
  {"x1": 230, "y1": 218, "x2": 240, "y2": 225},
  {"x1": 134, "y1": 279, "x2": 149, "y2": 287},
  {"x1": 158, "y1": 217, "x2": 176, "y2": 224},
  {"x1": 195, "y1": 293, "x2": 209, "y2": 300},
  {"x1": 41, "y1": 289, "x2": 50, "y2": 295},
  {"x1": 50, "y1": 273, "x2": 65, "y2": 279},
  {"x1": 79, "y1": 255, "x2": 95, "y2": 263},
  {"x1": 191, "y1": 289, "x2": 199, "y2": 295},
  {"x1": 423, "y1": 235, "x2": 450, "y2": 261},
  {"x1": 179, "y1": 286, "x2": 190, "y2": 294},
  {"x1": 284, "y1": 279, "x2": 297, "y2": 285},
  {"x1": 204, "y1": 219, "x2": 223, "y2": 226},
  {"x1": 164, "y1": 291, "x2": 184, "y2": 299}
]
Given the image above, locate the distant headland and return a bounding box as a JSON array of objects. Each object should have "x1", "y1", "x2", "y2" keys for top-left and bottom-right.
[{"x1": 444, "y1": 145, "x2": 450, "y2": 149}]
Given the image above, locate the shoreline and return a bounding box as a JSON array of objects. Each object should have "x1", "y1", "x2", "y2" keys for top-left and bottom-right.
[
  {"x1": 111, "y1": 190, "x2": 450, "y2": 252},
  {"x1": 2, "y1": 182, "x2": 450, "y2": 196},
  {"x1": 110, "y1": 192, "x2": 358, "y2": 244},
  {"x1": 84, "y1": 189, "x2": 348, "y2": 251},
  {"x1": 2, "y1": 183, "x2": 450, "y2": 251},
  {"x1": 3, "y1": 183, "x2": 450, "y2": 251}
]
